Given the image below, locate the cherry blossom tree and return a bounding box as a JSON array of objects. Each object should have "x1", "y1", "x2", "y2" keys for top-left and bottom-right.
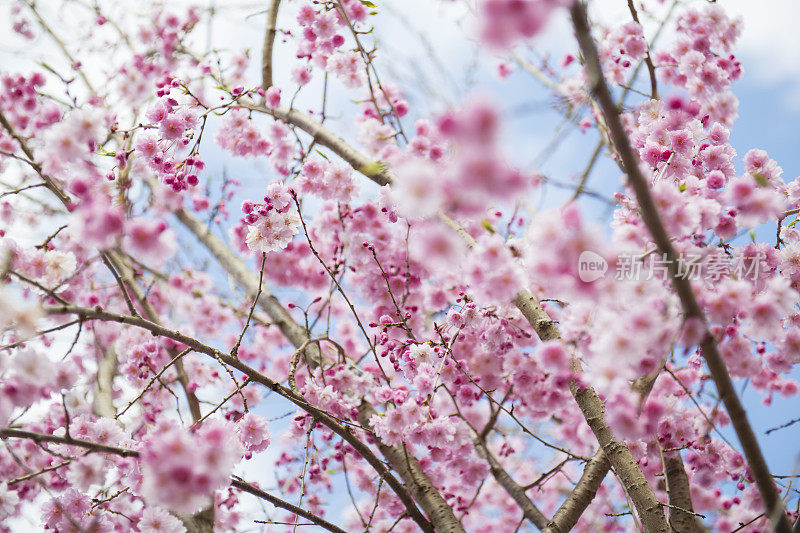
[{"x1": 0, "y1": 0, "x2": 798, "y2": 531}]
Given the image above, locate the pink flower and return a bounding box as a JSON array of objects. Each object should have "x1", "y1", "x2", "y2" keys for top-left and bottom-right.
[
  {"x1": 292, "y1": 65, "x2": 312, "y2": 86},
  {"x1": 124, "y1": 218, "x2": 176, "y2": 266},
  {"x1": 140, "y1": 421, "x2": 241, "y2": 514},
  {"x1": 480, "y1": 0, "x2": 561, "y2": 49},
  {"x1": 313, "y1": 11, "x2": 337, "y2": 40},
  {"x1": 245, "y1": 208, "x2": 300, "y2": 253},
  {"x1": 159, "y1": 115, "x2": 185, "y2": 140},
  {"x1": 538, "y1": 341, "x2": 570, "y2": 373},
  {"x1": 136, "y1": 134, "x2": 159, "y2": 159},
  {"x1": 265, "y1": 86, "x2": 281, "y2": 108},
  {"x1": 138, "y1": 506, "x2": 186, "y2": 533},
  {"x1": 409, "y1": 220, "x2": 468, "y2": 272},
  {"x1": 236, "y1": 413, "x2": 271, "y2": 453},
  {"x1": 73, "y1": 202, "x2": 125, "y2": 249},
  {"x1": 392, "y1": 157, "x2": 444, "y2": 219}
]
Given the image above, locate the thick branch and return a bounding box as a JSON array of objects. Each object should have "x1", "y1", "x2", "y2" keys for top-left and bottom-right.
[
  {"x1": 357, "y1": 402, "x2": 465, "y2": 533},
  {"x1": 92, "y1": 346, "x2": 118, "y2": 419},
  {"x1": 244, "y1": 104, "x2": 394, "y2": 186},
  {"x1": 569, "y1": 374, "x2": 666, "y2": 531},
  {"x1": 512, "y1": 290, "x2": 562, "y2": 342},
  {"x1": 260, "y1": 0, "x2": 282, "y2": 90},
  {"x1": 544, "y1": 449, "x2": 610, "y2": 533},
  {"x1": 513, "y1": 291, "x2": 662, "y2": 531},
  {"x1": 470, "y1": 433, "x2": 549, "y2": 529},
  {"x1": 569, "y1": 2, "x2": 790, "y2": 530},
  {"x1": 661, "y1": 450, "x2": 707, "y2": 532}
]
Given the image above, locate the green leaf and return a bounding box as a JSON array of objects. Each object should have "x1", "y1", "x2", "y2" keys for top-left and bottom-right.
[
  {"x1": 481, "y1": 220, "x2": 496, "y2": 234},
  {"x1": 359, "y1": 161, "x2": 386, "y2": 176},
  {"x1": 678, "y1": 182, "x2": 687, "y2": 192},
  {"x1": 359, "y1": 0, "x2": 377, "y2": 7},
  {"x1": 752, "y1": 172, "x2": 769, "y2": 186},
  {"x1": 750, "y1": 230, "x2": 756, "y2": 242}
]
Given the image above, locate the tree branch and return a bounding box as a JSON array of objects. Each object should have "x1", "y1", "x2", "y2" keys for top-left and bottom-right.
[
  {"x1": 41, "y1": 302, "x2": 434, "y2": 532},
  {"x1": 660, "y1": 449, "x2": 707, "y2": 532},
  {"x1": 231, "y1": 478, "x2": 347, "y2": 533},
  {"x1": 104, "y1": 250, "x2": 203, "y2": 424},
  {"x1": 260, "y1": 0, "x2": 282, "y2": 90},
  {"x1": 626, "y1": 0, "x2": 658, "y2": 99},
  {"x1": 243, "y1": 103, "x2": 394, "y2": 186},
  {"x1": 175, "y1": 207, "x2": 464, "y2": 531},
  {"x1": 470, "y1": 433, "x2": 550, "y2": 529},
  {"x1": 92, "y1": 346, "x2": 119, "y2": 419},
  {"x1": 173, "y1": 206, "x2": 325, "y2": 367},
  {"x1": 569, "y1": 2, "x2": 791, "y2": 530},
  {"x1": 357, "y1": 402, "x2": 465, "y2": 533},
  {"x1": 543, "y1": 449, "x2": 611, "y2": 533}
]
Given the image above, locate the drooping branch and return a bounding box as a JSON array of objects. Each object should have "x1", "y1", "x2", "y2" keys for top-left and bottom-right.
[
  {"x1": 625, "y1": 0, "x2": 658, "y2": 100},
  {"x1": 569, "y1": 2, "x2": 791, "y2": 530},
  {"x1": 22, "y1": 0, "x2": 96, "y2": 94},
  {"x1": 231, "y1": 478, "x2": 347, "y2": 533}
]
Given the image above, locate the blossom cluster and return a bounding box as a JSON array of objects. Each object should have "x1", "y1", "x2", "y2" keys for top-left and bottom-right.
[
  {"x1": 242, "y1": 182, "x2": 301, "y2": 253},
  {"x1": 0, "y1": 0, "x2": 799, "y2": 531}
]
